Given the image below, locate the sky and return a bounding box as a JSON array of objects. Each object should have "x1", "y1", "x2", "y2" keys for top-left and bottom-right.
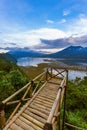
[{"x1": 0, "y1": 0, "x2": 87, "y2": 53}]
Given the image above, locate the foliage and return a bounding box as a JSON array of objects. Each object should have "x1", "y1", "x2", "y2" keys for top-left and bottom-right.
[
  {"x1": 66, "y1": 111, "x2": 87, "y2": 129},
  {"x1": 9, "y1": 69, "x2": 27, "y2": 90},
  {"x1": 65, "y1": 77, "x2": 87, "y2": 129},
  {"x1": 0, "y1": 60, "x2": 29, "y2": 102}
]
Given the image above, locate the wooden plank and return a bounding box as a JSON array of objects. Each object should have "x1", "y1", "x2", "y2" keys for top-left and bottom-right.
[
  {"x1": 25, "y1": 109, "x2": 46, "y2": 124},
  {"x1": 38, "y1": 94, "x2": 55, "y2": 100},
  {"x1": 33, "y1": 100, "x2": 52, "y2": 109},
  {"x1": 10, "y1": 123, "x2": 23, "y2": 130},
  {"x1": 35, "y1": 96, "x2": 54, "y2": 104},
  {"x1": 41, "y1": 88, "x2": 57, "y2": 93},
  {"x1": 44, "y1": 83, "x2": 59, "y2": 89},
  {"x1": 27, "y1": 107, "x2": 48, "y2": 119},
  {"x1": 41, "y1": 87, "x2": 58, "y2": 92},
  {"x1": 22, "y1": 113, "x2": 44, "y2": 128},
  {"x1": 48, "y1": 81, "x2": 60, "y2": 85},
  {"x1": 30, "y1": 104, "x2": 50, "y2": 115},
  {"x1": 45, "y1": 82, "x2": 59, "y2": 87},
  {"x1": 15, "y1": 118, "x2": 34, "y2": 130},
  {"x1": 41, "y1": 93, "x2": 56, "y2": 98},
  {"x1": 31, "y1": 102, "x2": 51, "y2": 112},
  {"x1": 41, "y1": 88, "x2": 58, "y2": 92},
  {"x1": 19, "y1": 116, "x2": 43, "y2": 130},
  {"x1": 38, "y1": 92, "x2": 56, "y2": 100},
  {"x1": 34, "y1": 98, "x2": 53, "y2": 106},
  {"x1": 41, "y1": 90, "x2": 57, "y2": 95}
]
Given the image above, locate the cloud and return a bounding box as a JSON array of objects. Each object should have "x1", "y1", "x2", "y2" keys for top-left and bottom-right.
[
  {"x1": 34, "y1": 35, "x2": 87, "y2": 50},
  {"x1": 0, "y1": 15, "x2": 87, "y2": 50},
  {"x1": 67, "y1": 16, "x2": 87, "y2": 36},
  {"x1": 59, "y1": 19, "x2": 66, "y2": 24},
  {"x1": 63, "y1": 9, "x2": 71, "y2": 16},
  {"x1": 46, "y1": 19, "x2": 54, "y2": 24},
  {"x1": 0, "y1": 28, "x2": 67, "y2": 48}
]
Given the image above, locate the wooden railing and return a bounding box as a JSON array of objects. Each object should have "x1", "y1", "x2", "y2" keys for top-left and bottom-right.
[
  {"x1": 0, "y1": 71, "x2": 47, "y2": 128},
  {"x1": 44, "y1": 69, "x2": 68, "y2": 130}
]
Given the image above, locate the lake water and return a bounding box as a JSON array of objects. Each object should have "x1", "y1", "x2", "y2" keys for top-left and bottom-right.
[
  {"x1": 17, "y1": 57, "x2": 50, "y2": 67},
  {"x1": 17, "y1": 57, "x2": 87, "y2": 80}
]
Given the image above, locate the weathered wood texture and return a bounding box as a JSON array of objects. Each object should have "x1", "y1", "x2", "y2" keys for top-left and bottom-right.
[{"x1": 3, "y1": 69, "x2": 67, "y2": 130}]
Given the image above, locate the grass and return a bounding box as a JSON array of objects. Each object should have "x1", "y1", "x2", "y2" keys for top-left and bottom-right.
[{"x1": 20, "y1": 63, "x2": 50, "y2": 80}]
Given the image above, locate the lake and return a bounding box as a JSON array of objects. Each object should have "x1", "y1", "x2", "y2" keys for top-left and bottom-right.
[
  {"x1": 17, "y1": 57, "x2": 50, "y2": 67},
  {"x1": 17, "y1": 57, "x2": 87, "y2": 80}
]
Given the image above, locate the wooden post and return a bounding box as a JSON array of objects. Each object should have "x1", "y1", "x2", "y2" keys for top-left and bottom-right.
[
  {"x1": 44, "y1": 123, "x2": 53, "y2": 130},
  {"x1": 51, "y1": 68, "x2": 52, "y2": 78},
  {"x1": 30, "y1": 81, "x2": 33, "y2": 98},
  {"x1": 0, "y1": 103, "x2": 5, "y2": 128},
  {"x1": 62, "y1": 70, "x2": 68, "y2": 130},
  {"x1": 46, "y1": 68, "x2": 48, "y2": 81}
]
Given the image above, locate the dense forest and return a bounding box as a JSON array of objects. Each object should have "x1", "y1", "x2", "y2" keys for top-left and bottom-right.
[
  {"x1": 0, "y1": 54, "x2": 87, "y2": 129},
  {"x1": 0, "y1": 54, "x2": 28, "y2": 102}
]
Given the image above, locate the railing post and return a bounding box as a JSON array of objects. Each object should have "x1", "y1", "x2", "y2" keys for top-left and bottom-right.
[
  {"x1": 44, "y1": 123, "x2": 53, "y2": 130},
  {"x1": 46, "y1": 68, "x2": 48, "y2": 81},
  {"x1": 51, "y1": 68, "x2": 52, "y2": 78},
  {"x1": 0, "y1": 103, "x2": 5, "y2": 128},
  {"x1": 30, "y1": 81, "x2": 33, "y2": 98},
  {"x1": 62, "y1": 70, "x2": 68, "y2": 130}
]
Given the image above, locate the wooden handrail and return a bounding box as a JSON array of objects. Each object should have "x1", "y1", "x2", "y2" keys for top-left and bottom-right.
[
  {"x1": 2, "y1": 71, "x2": 46, "y2": 105},
  {"x1": 33, "y1": 71, "x2": 46, "y2": 81},
  {"x1": 46, "y1": 76, "x2": 66, "y2": 124},
  {"x1": 52, "y1": 67, "x2": 65, "y2": 77},
  {"x1": 2, "y1": 82, "x2": 31, "y2": 104},
  {"x1": 48, "y1": 68, "x2": 66, "y2": 79},
  {"x1": 6, "y1": 98, "x2": 30, "y2": 105}
]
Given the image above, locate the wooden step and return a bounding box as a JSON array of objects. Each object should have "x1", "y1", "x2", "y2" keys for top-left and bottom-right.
[
  {"x1": 10, "y1": 123, "x2": 23, "y2": 130},
  {"x1": 22, "y1": 112, "x2": 44, "y2": 128},
  {"x1": 30, "y1": 104, "x2": 50, "y2": 115},
  {"x1": 15, "y1": 118, "x2": 35, "y2": 130},
  {"x1": 24, "y1": 109, "x2": 46, "y2": 123},
  {"x1": 19, "y1": 116, "x2": 43, "y2": 130},
  {"x1": 27, "y1": 107, "x2": 48, "y2": 120}
]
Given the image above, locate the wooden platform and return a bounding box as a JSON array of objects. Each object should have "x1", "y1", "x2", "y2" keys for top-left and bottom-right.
[
  {"x1": 1, "y1": 68, "x2": 67, "y2": 130},
  {"x1": 3, "y1": 77, "x2": 65, "y2": 130}
]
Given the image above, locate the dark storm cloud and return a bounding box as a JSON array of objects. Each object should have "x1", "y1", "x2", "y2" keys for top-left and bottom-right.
[{"x1": 35, "y1": 35, "x2": 87, "y2": 49}]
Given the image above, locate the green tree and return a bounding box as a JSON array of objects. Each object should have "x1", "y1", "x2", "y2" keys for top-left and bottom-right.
[{"x1": 10, "y1": 69, "x2": 27, "y2": 90}]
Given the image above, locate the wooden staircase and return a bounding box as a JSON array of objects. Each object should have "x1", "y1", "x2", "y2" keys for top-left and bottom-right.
[{"x1": 0, "y1": 68, "x2": 68, "y2": 130}]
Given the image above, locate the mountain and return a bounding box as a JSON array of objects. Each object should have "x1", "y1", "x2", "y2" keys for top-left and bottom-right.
[
  {"x1": 2, "y1": 46, "x2": 87, "y2": 59},
  {"x1": 8, "y1": 48, "x2": 44, "y2": 59},
  {"x1": 47, "y1": 46, "x2": 87, "y2": 59}
]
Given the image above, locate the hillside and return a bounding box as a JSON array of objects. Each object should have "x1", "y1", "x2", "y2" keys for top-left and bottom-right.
[{"x1": 0, "y1": 53, "x2": 17, "y2": 63}]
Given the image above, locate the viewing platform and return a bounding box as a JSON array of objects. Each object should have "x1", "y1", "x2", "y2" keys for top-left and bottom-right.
[{"x1": 0, "y1": 68, "x2": 68, "y2": 130}]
